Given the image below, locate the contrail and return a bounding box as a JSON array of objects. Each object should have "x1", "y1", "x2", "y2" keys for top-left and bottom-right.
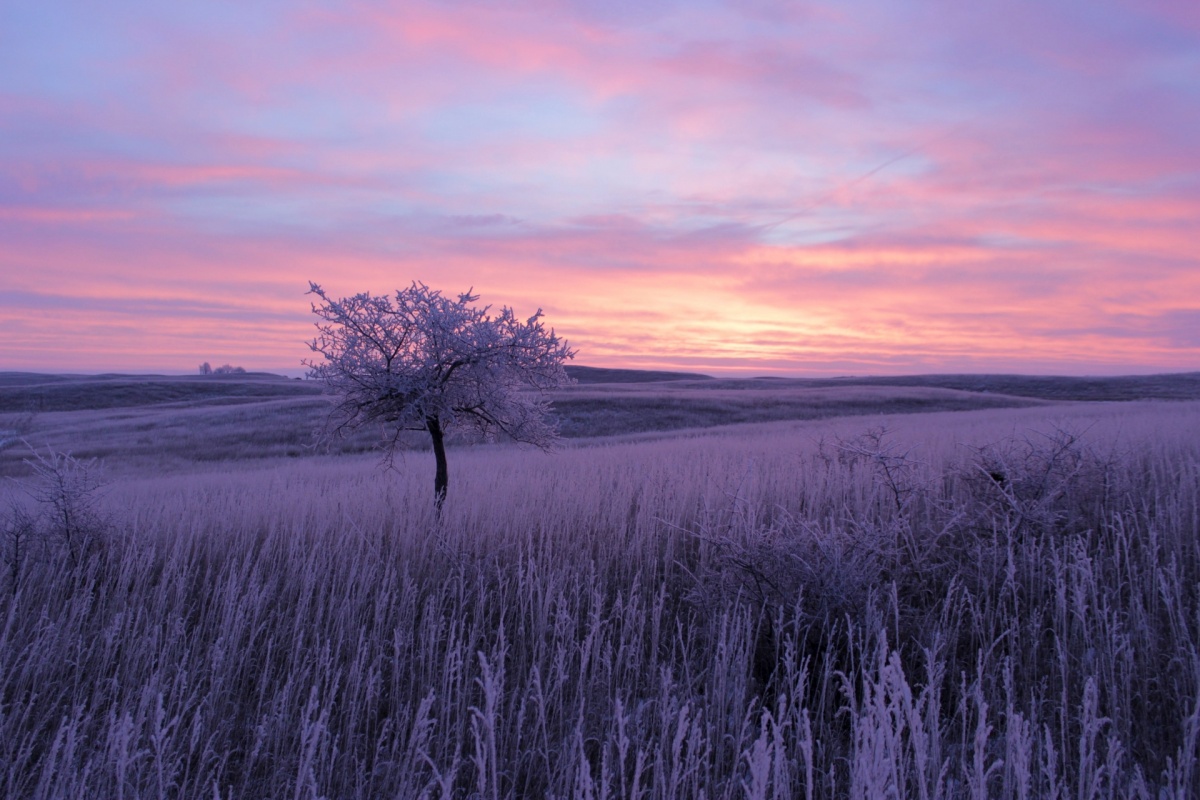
[{"x1": 758, "y1": 121, "x2": 970, "y2": 235}]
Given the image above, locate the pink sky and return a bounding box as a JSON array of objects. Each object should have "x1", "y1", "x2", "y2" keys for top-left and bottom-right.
[{"x1": 2, "y1": 0, "x2": 1198, "y2": 376}]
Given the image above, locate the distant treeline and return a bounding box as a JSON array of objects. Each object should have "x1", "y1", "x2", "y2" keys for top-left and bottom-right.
[{"x1": 198, "y1": 363, "x2": 246, "y2": 375}]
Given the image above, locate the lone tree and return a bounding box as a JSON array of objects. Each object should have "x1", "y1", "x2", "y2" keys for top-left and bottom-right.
[{"x1": 305, "y1": 281, "x2": 575, "y2": 508}]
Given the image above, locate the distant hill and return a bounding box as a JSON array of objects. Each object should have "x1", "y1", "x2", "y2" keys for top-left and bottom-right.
[
  {"x1": 0, "y1": 372, "x2": 316, "y2": 413},
  {"x1": 794, "y1": 372, "x2": 1200, "y2": 402},
  {"x1": 3, "y1": 367, "x2": 1199, "y2": 473},
  {"x1": 565, "y1": 366, "x2": 713, "y2": 384},
  {"x1": 2, "y1": 368, "x2": 1198, "y2": 417},
  {"x1": 591, "y1": 371, "x2": 1200, "y2": 402},
  {"x1": 566, "y1": 368, "x2": 1200, "y2": 400}
]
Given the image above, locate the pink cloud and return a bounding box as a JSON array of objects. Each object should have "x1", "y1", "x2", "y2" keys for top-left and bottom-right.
[{"x1": 0, "y1": 207, "x2": 137, "y2": 223}]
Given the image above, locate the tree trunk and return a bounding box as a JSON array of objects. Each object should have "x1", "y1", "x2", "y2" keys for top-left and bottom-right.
[{"x1": 426, "y1": 416, "x2": 448, "y2": 511}]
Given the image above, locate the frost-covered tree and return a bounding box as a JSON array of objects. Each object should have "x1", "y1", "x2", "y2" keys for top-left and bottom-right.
[{"x1": 305, "y1": 281, "x2": 575, "y2": 508}]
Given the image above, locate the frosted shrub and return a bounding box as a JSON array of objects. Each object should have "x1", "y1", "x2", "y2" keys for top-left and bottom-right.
[
  {"x1": 1, "y1": 500, "x2": 37, "y2": 594},
  {"x1": 6, "y1": 447, "x2": 111, "y2": 576},
  {"x1": 958, "y1": 426, "x2": 1122, "y2": 541}
]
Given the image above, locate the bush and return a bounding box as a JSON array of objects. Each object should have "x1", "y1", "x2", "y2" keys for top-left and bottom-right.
[
  {"x1": 2, "y1": 447, "x2": 111, "y2": 590},
  {"x1": 1, "y1": 500, "x2": 37, "y2": 594}
]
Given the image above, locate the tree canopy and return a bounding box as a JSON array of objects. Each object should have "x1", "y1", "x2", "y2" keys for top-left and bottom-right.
[{"x1": 305, "y1": 281, "x2": 575, "y2": 506}]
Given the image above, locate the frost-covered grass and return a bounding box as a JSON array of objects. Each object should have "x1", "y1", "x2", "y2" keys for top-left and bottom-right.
[
  {"x1": 0, "y1": 373, "x2": 1046, "y2": 476},
  {"x1": 2, "y1": 402, "x2": 1199, "y2": 798}
]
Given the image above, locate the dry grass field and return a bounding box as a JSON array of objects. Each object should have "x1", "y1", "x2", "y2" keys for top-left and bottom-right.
[
  {"x1": 0, "y1": 367, "x2": 1075, "y2": 475},
  {"x1": 2, "y1": 370, "x2": 1200, "y2": 797}
]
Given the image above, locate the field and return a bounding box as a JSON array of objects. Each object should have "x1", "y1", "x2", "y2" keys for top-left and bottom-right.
[
  {"x1": 0, "y1": 367, "x2": 1132, "y2": 475},
  {"x1": 2, "y1": 371, "x2": 1200, "y2": 797}
]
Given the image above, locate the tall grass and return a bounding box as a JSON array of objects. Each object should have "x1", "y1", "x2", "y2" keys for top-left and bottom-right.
[{"x1": 2, "y1": 402, "x2": 1198, "y2": 798}]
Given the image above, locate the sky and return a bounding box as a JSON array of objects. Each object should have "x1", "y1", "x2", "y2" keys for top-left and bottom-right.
[{"x1": 2, "y1": 0, "x2": 1198, "y2": 377}]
